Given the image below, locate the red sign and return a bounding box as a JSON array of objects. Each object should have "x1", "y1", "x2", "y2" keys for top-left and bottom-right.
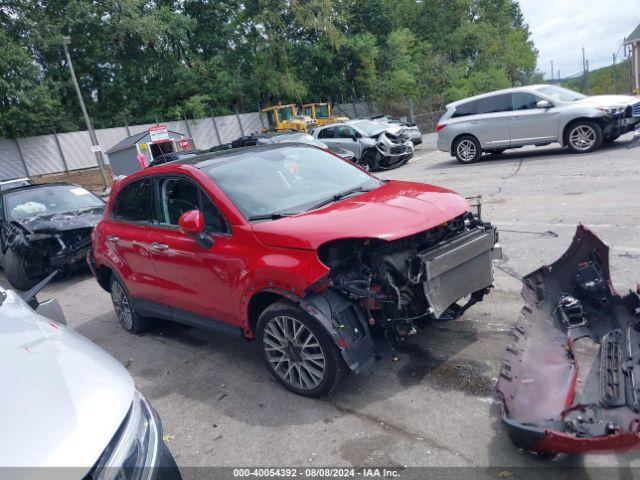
[
  {"x1": 180, "y1": 138, "x2": 190, "y2": 150},
  {"x1": 148, "y1": 125, "x2": 169, "y2": 143}
]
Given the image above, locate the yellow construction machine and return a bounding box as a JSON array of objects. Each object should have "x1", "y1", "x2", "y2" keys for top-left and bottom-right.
[
  {"x1": 300, "y1": 102, "x2": 348, "y2": 126},
  {"x1": 261, "y1": 104, "x2": 315, "y2": 133}
]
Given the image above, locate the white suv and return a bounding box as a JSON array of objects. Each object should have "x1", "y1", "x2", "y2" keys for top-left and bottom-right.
[{"x1": 436, "y1": 85, "x2": 640, "y2": 163}]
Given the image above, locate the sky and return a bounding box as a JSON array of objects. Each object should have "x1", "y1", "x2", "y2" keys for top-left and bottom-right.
[{"x1": 517, "y1": 0, "x2": 639, "y2": 79}]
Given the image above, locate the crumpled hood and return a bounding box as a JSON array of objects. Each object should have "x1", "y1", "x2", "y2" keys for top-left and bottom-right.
[
  {"x1": 576, "y1": 94, "x2": 639, "y2": 107},
  {"x1": 16, "y1": 207, "x2": 104, "y2": 234},
  {"x1": 251, "y1": 180, "x2": 470, "y2": 250},
  {"x1": 0, "y1": 289, "x2": 134, "y2": 472}
]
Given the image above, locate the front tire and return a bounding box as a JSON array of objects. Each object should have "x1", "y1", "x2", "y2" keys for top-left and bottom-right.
[
  {"x1": 4, "y1": 248, "x2": 42, "y2": 290},
  {"x1": 362, "y1": 149, "x2": 379, "y2": 171},
  {"x1": 257, "y1": 300, "x2": 346, "y2": 397},
  {"x1": 453, "y1": 135, "x2": 482, "y2": 163},
  {"x1": 110, "y1": 276, "x2": 150, "y2": 333},
  {"x1": 566, "y1": 121, "x2": 602, "y2": 153}
]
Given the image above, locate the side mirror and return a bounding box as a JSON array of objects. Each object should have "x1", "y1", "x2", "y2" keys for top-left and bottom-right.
[
  {"x1": 351, "y1": 134, "x2": 358, "y2": 141},
  {"x1": 178, "y1": 210, "x2": 215, "y2": 248},
  {"x1": 536, "y1": 100, "x2": 552, "y2": 109},
  {"x1": 178, "y1": 209, "x2": 205, "y2": 235}
]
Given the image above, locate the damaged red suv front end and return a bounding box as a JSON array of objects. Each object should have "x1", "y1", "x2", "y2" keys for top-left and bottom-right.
[{"x1": 498, "y1": 225, "x2": 640, "y2": 454}]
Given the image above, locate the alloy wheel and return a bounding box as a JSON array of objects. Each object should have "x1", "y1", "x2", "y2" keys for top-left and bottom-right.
[
  {"x1": 263, "y1": 315, "x2": 327, "y2": 391},
  {"x1": 569, "y1": 125, "x2": 597, "y2": 151},
  {"x1": 456, "y1": 139, "x2": 477, "y2": 162},
  {"x1": 111, "y1": 281, "x2": 133, "y2": 329}
]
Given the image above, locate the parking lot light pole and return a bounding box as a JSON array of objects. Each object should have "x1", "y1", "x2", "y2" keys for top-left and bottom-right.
[{"x1": 62, "y1": 36, "x2": 109, "y2": 191}]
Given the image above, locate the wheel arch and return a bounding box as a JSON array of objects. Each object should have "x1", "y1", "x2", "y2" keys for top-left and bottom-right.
[
  {"x1": 247, "y1": 288, "x2": 302, "y2": 336},
  {"x1": 450, "y1": 133, "x2": 479, "y2": 155},
  {"x1": 561, "y1": 117, "x2": 606, "y2": 147},
  {"x1": 95, "y1": 264, "x2": 113, "y2": 292}
]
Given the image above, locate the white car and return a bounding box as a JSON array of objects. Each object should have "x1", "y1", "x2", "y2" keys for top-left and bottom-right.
[{"x1": 0, "y1": 275, "x2": 181, "y2": 479}]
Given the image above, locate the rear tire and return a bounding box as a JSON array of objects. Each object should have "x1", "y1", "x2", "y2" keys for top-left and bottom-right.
[
  {"x1": 4, "y1": 248, "x2": 42, "y2": 290},
  {"x1": 362, "y1": 149, "x2": 379, "y2": 171},
  {"x1": 110, "y1": 276, "x2": 150, "y2": 333},
  {"x1": 257, "y1": 300, "x2": 346, "y2": 397},
  {"x1": 453, "y1": 135, "x2": 482, "y2": 163},
  {"x1": 565, "y1": 121, "x2": 602, "y2": 153}
]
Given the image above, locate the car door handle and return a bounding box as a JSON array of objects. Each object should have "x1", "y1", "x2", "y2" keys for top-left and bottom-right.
[
  {"x1": 106, "y1": 235, "x2": 119, "y2": 242},
  {"x1": 511, "y1": 116, "x2": 522, "y2": 120},
  {"x1": 150, "y1": 242, "x2": 169, "y2": 252},
  {"x1": 469, "y1": 120, "x2": 479, "y2": 124}
]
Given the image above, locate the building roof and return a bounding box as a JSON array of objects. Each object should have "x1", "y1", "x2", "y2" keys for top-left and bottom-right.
[
  {"x1": 105, "y1": 130, "x2": 183, "y2": 155},
  {"x1": 625, "y1": 23, "x2": 640, "y2": 45}
]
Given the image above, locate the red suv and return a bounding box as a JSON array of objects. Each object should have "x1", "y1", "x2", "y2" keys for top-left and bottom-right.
[{"x1": 90, "y1": 144, "x2": 501, "y2": 397}]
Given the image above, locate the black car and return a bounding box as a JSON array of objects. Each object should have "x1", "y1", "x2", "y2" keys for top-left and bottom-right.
[
  {"x1": 147, "y1": 149, "x2": 206, "y2": 168},
  {"x1": 228, "y1": 131, "x2": 359, "y2": 164},
  {"x1": 0, "y1": 183, "x2": 105, "y2": 289}
]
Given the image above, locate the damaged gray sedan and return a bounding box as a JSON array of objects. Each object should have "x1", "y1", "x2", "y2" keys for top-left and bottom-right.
[
  {"x1": 0, "y1": 183, "x2": 104, "y2": 290},
  {"x1": 313, "y1": 119, "x2": 414, "y2": 171}
]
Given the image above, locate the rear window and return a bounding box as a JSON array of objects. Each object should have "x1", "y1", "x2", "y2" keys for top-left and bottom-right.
[
  {"x1": 317, "y1": 127, "x2": 336, "y2": 139},
  {"x1": 451, "y1": 101, "x2": 477, "y2": 118},
  {"x1": 476, "y1": 94, "x2": 510, "y2": 114},
  {"x1": 111, "y1": 178, "x2": 153, "y2": 223}
]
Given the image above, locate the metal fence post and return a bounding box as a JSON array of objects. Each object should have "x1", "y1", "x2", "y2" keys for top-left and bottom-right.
[
  {"x1": 210, "y1": 115, "x2": 222, "y2": 145},
  {"x1": 52, "y1": 128, "x2": 69, "y2": 172},
  {"x1": 407, "y1": 98, "x2": 415, "y2": 123},
  {"x1": 183, "y1": 114, "x2": 194, "y2": 139},
  {"x1": 14, "y1": 139, "x2": 30, "y2": 177},
  {"x1": 234, "y1": 106, "x2": 245, "y2": 136}
]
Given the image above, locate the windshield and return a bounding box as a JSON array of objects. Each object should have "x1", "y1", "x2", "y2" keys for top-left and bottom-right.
[
  {"x1": 349, "y1": 120, "x2": 387, "y2": 137},
  {"x1": 278, "y1": 106, "x2": 294, "y2": 120},
  {"x1": 204, "y1": 146, "x2": 379, "y2": 220},
  {"x1": 5, "y1": 185, "x2": 103, "y2": 221},
  {"x1": 535, "y1": 85, "x2": 586, "y2": 102},
  {"x1": 271, "y1": 133, "x2": 329, "y2": 148},
  {"x1": 315, "y1": 104, "x2": 329, "y2": 118}
]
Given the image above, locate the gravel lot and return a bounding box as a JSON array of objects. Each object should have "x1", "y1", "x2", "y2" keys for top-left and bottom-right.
[{"x1": 3, "y1": 134, "x2": 640, "y2": 476}]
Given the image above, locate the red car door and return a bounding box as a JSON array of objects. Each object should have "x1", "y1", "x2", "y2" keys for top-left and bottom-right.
[
  {"x1": 146, "y1": 175, "x2": 237, "y2": 327},
  {"x1": 101, "y1": 177, "x2": 164, "y2": 306}
]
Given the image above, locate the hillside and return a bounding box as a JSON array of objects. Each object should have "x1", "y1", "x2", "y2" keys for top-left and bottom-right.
[{"x1": 563, "y1": 59, "x2": 633, "y2": 95}]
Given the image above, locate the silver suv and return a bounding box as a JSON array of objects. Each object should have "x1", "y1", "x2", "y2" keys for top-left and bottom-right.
[{"x1": 437, "y1": 85, "x2": 640, "y2": 163}]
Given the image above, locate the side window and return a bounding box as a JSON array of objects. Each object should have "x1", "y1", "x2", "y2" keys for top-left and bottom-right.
[
  {"x1": 336, "y1": 126, "x2": 355, "y2": 138},
  {"x1": 452, "y1": 101, "x2": 477, "y2": 118},
  {"x1": 476, "y1": 94, "x2": 510, "y2": 114},
  {"x1": 199, "y1": 190, "x2": 227, "y2": 233},
  {"x1": 318, "y1": 127, "x2": 335, "y2": 139},
  {"x1": 159, "y1": 178, "x2": 200, "y2": 225},
  {"x1": 111, "y1": 178, "x2": 153, "y2": 223},
  {"x1": 158, "y1": 177, "x2": 227, "y2": 233},
  {"x1": 511, "y1": 92, "x2": 541, "y2": 110}
]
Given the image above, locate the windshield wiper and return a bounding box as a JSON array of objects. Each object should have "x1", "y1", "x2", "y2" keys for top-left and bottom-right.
[
  {"x1": 308, "y1": 186, "x2": 370, "y2": 211},
  {"x1": 248, "y1": 212, "x2": 296, "y2": 221}
]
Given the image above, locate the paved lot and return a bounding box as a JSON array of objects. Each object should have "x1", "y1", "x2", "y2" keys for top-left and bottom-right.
[{"x1": 3, "y1": 135, "x2": 640, "y2": 474}]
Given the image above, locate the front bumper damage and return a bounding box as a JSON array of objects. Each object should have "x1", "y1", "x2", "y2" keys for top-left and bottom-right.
[
  {"x1": 305, "y1": 201, "x2": 501, "y2": 373},
  {"x1": 497, "y1": 225, "x2": 640, "y2": 454}
]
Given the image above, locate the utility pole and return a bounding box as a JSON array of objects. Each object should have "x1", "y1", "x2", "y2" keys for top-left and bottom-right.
[
  {"x1": 585, "y1": 59, "x2": 590, "y2": 94},
  {"x1": 612, "y1": 52, "x2": 617, "y2": 94},
  {"x1": 62, "y1": 36, "x2": 109, "y2": 191},
  {"x1": 550, "y1": 60, "x2": 554, "y2": 81}
]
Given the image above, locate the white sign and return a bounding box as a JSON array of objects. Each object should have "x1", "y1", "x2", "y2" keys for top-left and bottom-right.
[
  {"x1": 91, "y1": 144, "x2": 102, "y2": 152},
  {"x1": 149, "y1": 125, "x2": 169, "y2": 143}
]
